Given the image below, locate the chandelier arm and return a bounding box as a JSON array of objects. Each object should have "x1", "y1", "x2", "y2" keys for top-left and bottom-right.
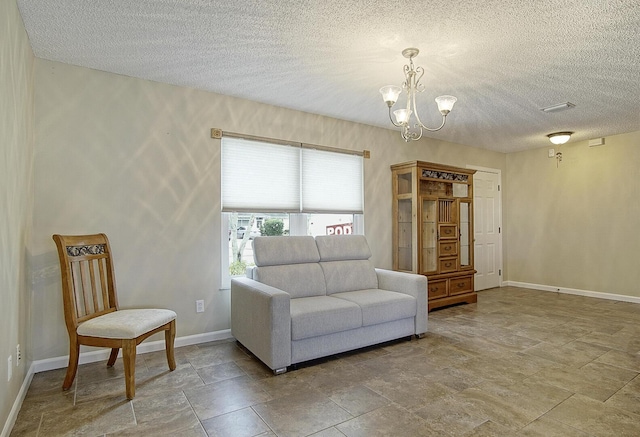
[
  {"x1": 411, "y1": 95, "x2": 448, "y2": 132},
  {"x1": 387, "y1": 107, "x2": 403, "y2": 127},
  {"x1": 420, "y1": 115, "x2": 447, "y2": 132}
]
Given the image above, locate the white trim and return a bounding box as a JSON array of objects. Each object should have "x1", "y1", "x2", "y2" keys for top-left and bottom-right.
[
  {"x1": 504, "y1": 281, "x2": 640, "y2": 304},
  {"x1": 1, "y1": 363, "x2": 35, "y2": 437},
  {"x1": 33, "y1": 329, "x2": 233, "y2": 373},
  {"x1": 466, "y1": 164, "x2": 502, "y2": 175},
  {"x1": 289, "y1": 213, "x2": 307, "y2": 236},
  {"x1": 220, "y1": 213, "x2": 231, "y2": 290},
  {"x1": 2, "y1": 329, "x2": 233, "y2": 436}
]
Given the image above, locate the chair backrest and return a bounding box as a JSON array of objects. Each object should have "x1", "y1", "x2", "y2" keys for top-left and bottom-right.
[{"x1": 52, "y1": 233, "x2": 119, "y2": 334}]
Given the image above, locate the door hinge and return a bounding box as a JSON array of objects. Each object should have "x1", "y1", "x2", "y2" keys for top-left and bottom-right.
[
  {"x1": 499, "y1": 269, "x2": 502, "y2": 276},
  {"x1": 499, "y1": 227, "x2": 501, "y2": 233},
  {"x1": 498, "y1": 185, "x2": 501, "y2": 191}
]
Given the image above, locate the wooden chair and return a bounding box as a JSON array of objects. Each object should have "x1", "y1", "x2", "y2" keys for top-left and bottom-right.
[{"x1": 52, "y1": 233, "x2": 177, "y2": 399}]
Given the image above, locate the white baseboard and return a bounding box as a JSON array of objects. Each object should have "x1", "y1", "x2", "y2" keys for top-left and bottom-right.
[
  {"x1": 2, "y1": 329, "x2": 233, "y2": 437},
  {"x1": 503, "y1": 281, "x2": 640, "y2": 304},
  {"x1": 32, "y1": 329, "x2": 233, "y2": 373},
  {"x1": 1, "y1": 363, "x2": 35, "y2": 437}
]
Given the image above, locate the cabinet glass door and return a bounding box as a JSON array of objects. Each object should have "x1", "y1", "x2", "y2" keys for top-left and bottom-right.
[
  {"x1": 394, "y1": 170, "x2": 414, "y2": 272},
  {"x1": 421, "y1": 198, "x2": 437, "y2": 273},
  {"x1": 397, "y1": 198, "x2": 413, "y2": 271},
  {"x1": 459, "y1": 200, "x2": 472, "y2": 268}
]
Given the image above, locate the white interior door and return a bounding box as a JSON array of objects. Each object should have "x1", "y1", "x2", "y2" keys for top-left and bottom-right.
[{"x1": 473, "y1": 168, "x2": 502, "y2": 290}]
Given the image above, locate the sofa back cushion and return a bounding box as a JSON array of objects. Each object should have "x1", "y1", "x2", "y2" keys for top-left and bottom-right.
[
  {"x1": 252, "y1": 236, "x2": 326, "y2": 298},
  {"x1": 316, "y1": 235, "x2": 378, "y2": 294},
  {"x1": 253, "y1": 236, "x2": 320, "y2": 266},
  {"x1": 254, "y1": 264, "x2": 327, "y2": 298},
  {"x1": 315, "y1": 235, "x2": 372, "y2": 261}
]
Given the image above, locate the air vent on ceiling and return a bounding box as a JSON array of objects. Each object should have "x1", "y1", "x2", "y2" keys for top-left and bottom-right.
[{"x1": 540, "y1": 102, "x2": 576, "y2": 113}]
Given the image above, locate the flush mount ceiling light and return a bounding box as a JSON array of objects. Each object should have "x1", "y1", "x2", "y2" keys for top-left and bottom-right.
[
  {"x1": 547, "y1": 131, "x2": 573, "y2": 145},
  {"x1": 380, "y1": 48, "x2": 457, "y2": 142}
]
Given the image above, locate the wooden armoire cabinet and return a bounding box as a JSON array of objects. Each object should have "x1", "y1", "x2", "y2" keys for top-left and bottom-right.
[{"x1": 391, "y1": 161, "x2": 477, "y2": 311}]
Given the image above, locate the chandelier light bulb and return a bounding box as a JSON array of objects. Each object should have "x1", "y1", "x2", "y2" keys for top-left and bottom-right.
[
  {"x1": 435, "y1": 95, "x2": 457, "y2": 114},
  {"x1": 393, "y1": 109, "x2": 412, "y2": 125},
  {"x1": 380, "y1": 85, "x2": 402, "y2": 107}
]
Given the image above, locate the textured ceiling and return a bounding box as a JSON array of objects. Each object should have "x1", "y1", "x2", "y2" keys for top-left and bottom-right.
[{"x1": 17, "y1": 0, "x2": 640, "y2": 152}]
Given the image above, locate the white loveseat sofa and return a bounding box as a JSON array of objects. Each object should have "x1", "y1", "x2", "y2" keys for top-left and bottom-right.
[{"x1": 230, "y1": 234, "x2": 427, "y2": 374}]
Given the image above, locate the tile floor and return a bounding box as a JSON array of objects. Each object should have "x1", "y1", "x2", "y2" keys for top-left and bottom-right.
[{"x1": 9, "y1": 286, "x2": 640, "y2": 436}]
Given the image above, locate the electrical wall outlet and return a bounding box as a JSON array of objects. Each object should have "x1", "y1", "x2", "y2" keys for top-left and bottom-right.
[
  {"x1": 7, "y1": 355, "x2": 12, "y2": 381},
  {"x1": 17, "y1": 344, "x2": 21, "y2": 365},
  {"x1": 548, "y1": 148, "x2": 555, "y2": 158},
  {"x1": 196, "y1": 300, "x2": 205, "y2": 313}
]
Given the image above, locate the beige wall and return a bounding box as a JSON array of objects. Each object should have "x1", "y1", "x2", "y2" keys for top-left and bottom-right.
[
  {"x1": 5, "y1": 3, "x2": 639, "y2": 430},
  {"x1": 0, "y1": 0, "x2": 34, "y2": 430},
  {"x1": 9, "y1": 14, "x2": 640, "y2": 432},
  {"x1": 30, "y1": 59, "x2": 506, "y2": 361},
  {"x1": 506, "y1": 130, "x2": 640, "y2": 297}
]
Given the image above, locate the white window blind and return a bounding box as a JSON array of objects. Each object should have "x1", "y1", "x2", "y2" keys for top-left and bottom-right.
[
  {"x1": 221, "y1": 136, "x2": 363, "y2": 214},
  {"x1": 302, "y1": 148, "x2": 363, "y2": 213},
  {"x1": 221, "y1": 137, "x2": 300, "y2": 211}
]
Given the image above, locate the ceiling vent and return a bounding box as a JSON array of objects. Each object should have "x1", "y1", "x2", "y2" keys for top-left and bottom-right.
[{"x1": 540, "y1": 102, "x2": 576, "y2": 113}]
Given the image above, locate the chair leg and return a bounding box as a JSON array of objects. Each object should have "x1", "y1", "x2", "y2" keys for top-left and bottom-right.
[
  {"x1": 107, "y1": 348, "x2": 119, "y2": 367},
  {"x1": 63, "y1": 339, "x2": 80, "y2": 390},
  {"x1": 165, "y1": 320, "x2": 176, "y2": 371},
  {"x1": 122, "y1": 340, "x2": 136, "y2": 400}
]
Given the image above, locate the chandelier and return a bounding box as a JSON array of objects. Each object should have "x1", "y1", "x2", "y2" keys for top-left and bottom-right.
[{"x1": 380, "y1": 48, "x2": 457, "y2": 141}]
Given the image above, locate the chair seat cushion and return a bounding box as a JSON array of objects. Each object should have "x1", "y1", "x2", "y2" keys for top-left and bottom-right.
[
  {"x1": 332, "y1": 289, "x2": 416, "y2": 327},
  {"x1": 290, "y1": 296, "x2": 362, "y2": 341},
  {"x1": 77, "y1": 309, "x2": 177, "y2": 339}
]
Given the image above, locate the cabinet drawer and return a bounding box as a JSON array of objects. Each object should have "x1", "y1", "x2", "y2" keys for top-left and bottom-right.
[
  {"x1": 439, "y1": 225, "x2": 458, "y2": 240},
  {"x1": 439, "y1": 241, "x2": 458, "y2": 256},
  {"x1": 439, "y1": 257, "x2": 458, "y2": 273},
  {"x1": 449, "y1": 276, "x2": 473, "y2": 295},
  {"x1": 428, "y1": 280, "x2": 448, "y2": 300}
]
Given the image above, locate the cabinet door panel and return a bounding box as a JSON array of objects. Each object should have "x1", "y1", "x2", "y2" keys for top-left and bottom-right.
[
  {"x1": 421, "y1": 198, "x2": 437, "y2": 273},
  {"x1": 460, "y1": 200, "x2": 472, "y2": 269},
  {"x1": 422, "y1": 248, "x2": 437, "y2": 273}
]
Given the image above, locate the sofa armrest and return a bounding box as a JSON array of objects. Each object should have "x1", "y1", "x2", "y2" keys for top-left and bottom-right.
[
  {"x1": 231, "y1": 277, "x2": 291, "y2": 370},
  {"x1": 375, "y1": 269, "x2": 428, "y2": 335}
]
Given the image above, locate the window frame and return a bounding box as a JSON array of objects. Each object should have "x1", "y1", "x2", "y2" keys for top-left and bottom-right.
[{"x1": 219, "y1": 131, "x2": 366, "y2": 290}]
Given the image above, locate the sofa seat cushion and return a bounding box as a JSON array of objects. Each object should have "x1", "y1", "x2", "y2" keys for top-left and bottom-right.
[
  {"x1": 290, "y1": 296, "x2": 362, "y2": 341},
  {"x1": 332, "y1": 289, "x2": 416, "y2": 327}
]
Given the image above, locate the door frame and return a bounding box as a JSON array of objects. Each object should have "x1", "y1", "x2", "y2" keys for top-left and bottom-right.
[{"x1": 467, "y1": 165, "x2": 503, "y2": 289}]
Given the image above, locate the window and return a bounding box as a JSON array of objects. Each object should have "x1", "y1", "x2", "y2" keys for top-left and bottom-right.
[{"x1": 220, "y1": 134, "x2": 364, "y2": 288}]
